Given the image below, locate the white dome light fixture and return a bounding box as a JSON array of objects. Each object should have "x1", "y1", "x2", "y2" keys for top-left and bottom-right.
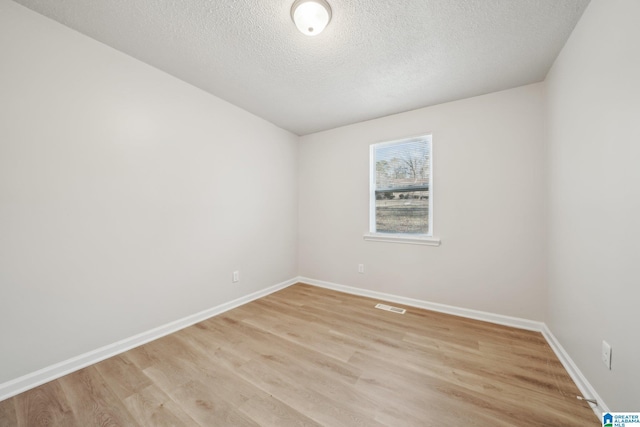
[{"x1": 291, "y1": 0, "x2": 332, "y2": 36}]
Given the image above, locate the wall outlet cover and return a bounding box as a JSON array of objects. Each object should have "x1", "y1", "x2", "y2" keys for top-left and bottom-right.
[{"x1": 602, "y1": 340, "x2": 612, "y2": 369}]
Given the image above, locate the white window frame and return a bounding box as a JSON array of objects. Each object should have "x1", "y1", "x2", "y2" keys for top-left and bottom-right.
[{"x1": 364, "y1": 134, "x2": 440, "y2": 246}]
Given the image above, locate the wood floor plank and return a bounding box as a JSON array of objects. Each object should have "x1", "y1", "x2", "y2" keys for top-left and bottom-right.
[
  {"x1": 125, "y1": 345, "x2": 157, "y2": 371},
  {"x1": 237, "y1": 358, "x2": 387, "y2": 427},
  {"x1": 0, "y1": 396, "x2": 17, "y2": 427},
  {"x1": 123, "y1": 385, "x2": 201, "y2": 427},
  {"x1": 0, "y1": 283, "x2": 599, "y2": 426},
  {"x1": 168, "y1": 380, "x2": 260, "y2": 427},
  {"x1": 238, "y1": 394, "x2": 323, "y2": 427},
  {"x1": 231, "y1": 308, "x2": 359, "y2": 363},
  {"x1": 13, "y1": 379, "x2": 77, "y2": 427},
  {"x1": 58, "y1": 366, "x2": 138, "y2": 426},
  {"x1": 201, "y1": 313, "x2": 365, "y2": 387},
  {"x1": 94, "y1": 354, "x2": 153, "y2": 400}
]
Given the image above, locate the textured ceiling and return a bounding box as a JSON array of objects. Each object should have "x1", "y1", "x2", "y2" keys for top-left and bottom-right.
[{"x1": 13, "y1": 0, "x2": 590, "y2": 135}]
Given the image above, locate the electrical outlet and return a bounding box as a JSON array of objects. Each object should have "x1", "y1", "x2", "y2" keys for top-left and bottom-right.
[
  {"x1": 358, "y1": 264, "x2": 364, "y2": 274},
  {"x1": 232, "y1": 271, "x2": 240, "y2": 283},
  {"x1": 602, "y1": 340, "x2": 612, "y2": 369}
]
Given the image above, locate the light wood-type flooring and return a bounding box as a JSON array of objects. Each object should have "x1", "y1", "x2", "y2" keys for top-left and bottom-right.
[{"x1": 0, "y1": 283, "x2": 599, "y2": 426}]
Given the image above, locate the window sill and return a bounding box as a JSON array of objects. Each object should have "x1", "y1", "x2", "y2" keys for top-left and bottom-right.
[{"x1": 363, "y1": 232, "x2": 441, "y2": 246}]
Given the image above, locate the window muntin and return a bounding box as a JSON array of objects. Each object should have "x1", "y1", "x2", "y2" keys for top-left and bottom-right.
[{"x1": 370, "y1": 135, "x2": 432, "y2": 236}]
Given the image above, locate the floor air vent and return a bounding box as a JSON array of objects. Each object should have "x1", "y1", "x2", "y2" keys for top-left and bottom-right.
[{"x1": 374, "y1": 303, "x2": 406, "y2": 314}]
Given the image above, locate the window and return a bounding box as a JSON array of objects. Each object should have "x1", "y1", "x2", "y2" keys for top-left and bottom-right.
[{"x1": 365, "y1": 135, "x2": 440, "y2": 246}]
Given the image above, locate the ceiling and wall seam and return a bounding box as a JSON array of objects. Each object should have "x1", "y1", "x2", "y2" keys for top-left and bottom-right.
[{"x1": 11, "y1": 0, "x2": 590, "y2": 135}]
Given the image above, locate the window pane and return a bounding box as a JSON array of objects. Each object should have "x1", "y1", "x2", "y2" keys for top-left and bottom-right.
[
  {"x1": 373, "y1": 136, "x2": 431, "y2": 235},
  {"x1": 375, "y1": 190, "x2": 429, "y2": 234}
]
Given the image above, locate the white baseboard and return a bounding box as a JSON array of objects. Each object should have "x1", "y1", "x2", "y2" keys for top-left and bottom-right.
[
  {"x1": 298, "y1": 276, "x2": 544, "y2": 331},
  {"x1": 541, "y1": 325, "x2": 609, "y2": 418},
  {"x1": 298, "y1": 276, "x2": 607, "y2": 419},
  {"x1": 0, "y1": 277, "x2": 297, "y2": 402}
]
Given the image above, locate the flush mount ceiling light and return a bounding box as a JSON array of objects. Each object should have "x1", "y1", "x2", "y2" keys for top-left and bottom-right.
[{"x1": 291, "y1": 0, "x2": 332, "y2": 36}]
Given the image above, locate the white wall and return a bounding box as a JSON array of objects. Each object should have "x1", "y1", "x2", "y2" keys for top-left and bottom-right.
[
  {"x1": 546, "y1": 0, "x2": 640, "y2": 410},
  {"x1": 299, "y1": 84, "x2": 547, "y2": 321},
  {"x1": 0, "y1": 0, "x2": 298, "y2": 384}
]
